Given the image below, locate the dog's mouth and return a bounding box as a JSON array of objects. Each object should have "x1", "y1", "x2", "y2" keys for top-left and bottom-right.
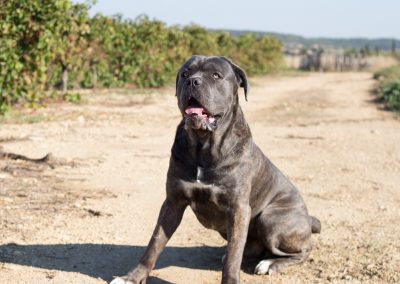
[
  {"x1": 183, "y1": 98, "x2": 220, "y2": 130},
  {"x1": 184, "y1": 98, "x2": 217, "y2": 123}
]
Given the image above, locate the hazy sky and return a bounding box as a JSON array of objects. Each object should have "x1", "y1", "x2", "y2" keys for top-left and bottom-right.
[{"x1": 73, "y1": 0, "x2": 399, "y2": 39}]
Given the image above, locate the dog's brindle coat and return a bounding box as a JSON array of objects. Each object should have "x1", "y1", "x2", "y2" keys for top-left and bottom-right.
[{"x1": 111, "y1": 56, "x2": 321, "y2": 284}]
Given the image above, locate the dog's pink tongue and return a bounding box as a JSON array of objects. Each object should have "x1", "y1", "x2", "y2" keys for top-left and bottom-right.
[{"x1": 185, "y1": 107, "x2": 204, "y2": 116}]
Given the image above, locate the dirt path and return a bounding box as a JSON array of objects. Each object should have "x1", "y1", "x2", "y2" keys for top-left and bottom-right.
[{"x1": 1, "y1": 72, "x2": 399, "y2": 283}]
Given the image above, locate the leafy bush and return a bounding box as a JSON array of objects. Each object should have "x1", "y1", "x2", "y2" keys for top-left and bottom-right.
[
  {"x1": 62, "y1": 92, "x2": 82, "y2": 104},
  {"x1": 0, "y1": 0, "x2": 91, "y2": 112},
  {"x1": 0, "y1": 1, "x2": 284, "y2": 114},
  {"x1": 381, "y1": 80, "x2": 400, "y2": 111},
  {"x1": 374, "y1": 65, "x2": 400, "y2": 112}
]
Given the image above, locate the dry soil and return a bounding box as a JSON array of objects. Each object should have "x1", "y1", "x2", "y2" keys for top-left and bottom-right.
[{"x1": 0, "y1": 72, "x2": 399, "y2": 283}]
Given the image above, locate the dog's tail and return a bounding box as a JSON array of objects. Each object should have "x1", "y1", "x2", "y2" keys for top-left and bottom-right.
[{"x1": 309, "y1": 216, "x2": 321, "y2": 234}]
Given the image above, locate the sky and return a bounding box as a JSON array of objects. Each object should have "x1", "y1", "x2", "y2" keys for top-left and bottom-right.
[{"x1": 73, "y1": 0, "x2": 400, "y2": 39}]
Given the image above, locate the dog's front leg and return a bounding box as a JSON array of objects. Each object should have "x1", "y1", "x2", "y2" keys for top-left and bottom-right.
[
  {"x1": 111, "y1": 199, "x2": 187, "y2": 284},
  {"x1": 222, "y1": 202, "x2": 251, "y2": 284}
]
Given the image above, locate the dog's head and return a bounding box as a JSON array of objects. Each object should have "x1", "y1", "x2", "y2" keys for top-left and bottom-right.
[{"x1": 176, "y1": 55, "x2": 249, "y2": 131}]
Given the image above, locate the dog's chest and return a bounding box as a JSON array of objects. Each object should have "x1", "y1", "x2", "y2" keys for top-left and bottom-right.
[
  {"x1": 178, "y1": 168, "x2": 230, "y2": 230},
  {"x1": 185, "y1": 180, "x2": 228, "y2": 230},
  {"x1": 196, "y1": 166, "x2": 204, "y2": 183},
  {"x1": 184, "y1": 174, "x2": 224, "y2": 205}
]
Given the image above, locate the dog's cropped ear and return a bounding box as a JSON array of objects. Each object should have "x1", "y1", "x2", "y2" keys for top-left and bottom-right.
[{"x1": 221, "y1": 57, "x2": 249, "y2": 101}]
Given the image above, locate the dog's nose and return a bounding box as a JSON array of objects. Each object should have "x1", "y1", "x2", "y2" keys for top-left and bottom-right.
[{"x1": 186, "y1": 77, "x2": 202, "y2": 87}]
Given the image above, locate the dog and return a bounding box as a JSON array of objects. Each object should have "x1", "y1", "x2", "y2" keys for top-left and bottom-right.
[{"x1": 111, "y1": 55, "x2": 321, "y2": 284}]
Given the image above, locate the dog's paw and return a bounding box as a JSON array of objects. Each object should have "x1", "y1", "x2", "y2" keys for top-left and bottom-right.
[
  {"x1": 110, "y1": 277, "x2": 133, "y2": 284},
  {"x1": 111, "y1": 265, "x2": 148, "y2": 284},
  {"x1": 254, "y1": 259, "x2": 275, "y2": 275}
]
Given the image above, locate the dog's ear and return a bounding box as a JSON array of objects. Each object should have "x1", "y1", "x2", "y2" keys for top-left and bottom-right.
[{"x1": 221, "y1": 57, "x2": 249, "y2": 101}]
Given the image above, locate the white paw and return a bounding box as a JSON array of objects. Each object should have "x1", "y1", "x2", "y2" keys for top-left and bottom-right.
[
  {"x1": 254, "y1": 259, "x2": 274, "y2": 275},
  {"x1": 110, "y1": 277, "x2": 133, "y2": 284}
]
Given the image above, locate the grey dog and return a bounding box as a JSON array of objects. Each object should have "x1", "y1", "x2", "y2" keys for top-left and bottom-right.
[{"x1": 111, "y1": 55, "x2": 321, "y2": 284}]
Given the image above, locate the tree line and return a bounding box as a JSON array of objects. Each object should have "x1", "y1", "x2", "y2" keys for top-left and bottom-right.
[{"x1": 0, "y1": 0, "x2": 283, "y2": 113}]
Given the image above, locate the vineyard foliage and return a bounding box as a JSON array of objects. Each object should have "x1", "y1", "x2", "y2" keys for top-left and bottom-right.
[
  {"x1": 0, "y1": 0, "x2": 283, "y2": 113},
  {"x1": 374, "y1": 65, "x2": 400, "y2": 112}
]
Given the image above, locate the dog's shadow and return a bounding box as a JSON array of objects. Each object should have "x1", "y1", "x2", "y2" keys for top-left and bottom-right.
[{"x1": 0, "y1": 243, "x2": 225, "y2": 283}]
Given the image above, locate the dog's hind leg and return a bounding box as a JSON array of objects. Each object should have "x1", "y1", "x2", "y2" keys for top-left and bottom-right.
[
  {"x1": 254, "y1": 205, "x2": 313, "y2": 275},
  {"x1": 254, "y1": 250, "x2": 310, "y2": 275},
  {"x1": 243, "y1": 237, "x2": 264, "y2": 260}
]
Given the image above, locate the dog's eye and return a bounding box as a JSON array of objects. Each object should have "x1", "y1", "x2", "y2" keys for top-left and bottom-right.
[
  {"x1": 182, "y1": 71, "x2": 190, "y2": 78},
  {"x1": 212, "y1": 73, "x2": 222, "y2": 79}
]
